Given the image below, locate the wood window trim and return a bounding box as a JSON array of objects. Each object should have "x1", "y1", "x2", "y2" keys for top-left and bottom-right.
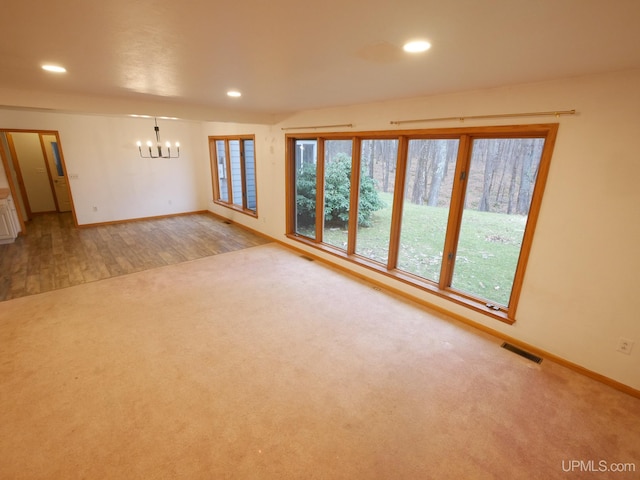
[
  {"x1": 285, "y1": 124, "x2": 559, "y2": 324},
  {"x1": 346, "y1": 137, "x2": 361, "y2": 254},
  {"x1": 314, "y1": 139, "x2": 325, "y2": 242},
  {"x1": 208, "y1": 135, "x2": 258, "y2": 218}
]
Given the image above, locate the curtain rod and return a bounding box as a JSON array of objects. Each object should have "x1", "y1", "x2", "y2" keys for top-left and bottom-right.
[
  {"x1": 281, "y1": 123, "x2": 353, "y2": 131},
  {"x1": 390, "y1": 110, "x2": 576, "y2": 125}
]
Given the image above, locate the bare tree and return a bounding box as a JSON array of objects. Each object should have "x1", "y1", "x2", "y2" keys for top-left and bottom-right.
[
  {"x1": 410, "y1": 141, "x2": 430, "y2": 205},
  {"x1": 426, "y1": 141, "x2": 452, "y2": 207},
  {"x1": 515, "y1": 138, "x2": 544, "y2": 215},
  {"x1": 506, "y1": 141, "x2": 521, "y2": 214},
  {"x1": 478, "y1": 140, "x2": 509, "y2": 212}
]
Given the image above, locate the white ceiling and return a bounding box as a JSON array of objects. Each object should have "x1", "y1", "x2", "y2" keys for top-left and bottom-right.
[{"x1": 1, "y1": 0, "x2": 640, "y2": 123}]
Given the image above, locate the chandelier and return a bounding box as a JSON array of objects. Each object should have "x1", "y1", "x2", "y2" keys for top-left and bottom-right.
[{"x1": 136, "y1": 117, "x2": 180, "y2": 158}]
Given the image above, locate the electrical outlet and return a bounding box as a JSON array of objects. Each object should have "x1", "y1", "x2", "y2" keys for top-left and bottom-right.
[{"x1": 617, "y1": 338, "x2": 634, "y2": 355}]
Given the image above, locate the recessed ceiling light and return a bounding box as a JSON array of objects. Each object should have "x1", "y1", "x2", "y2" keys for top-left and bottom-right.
[
  {"x1": 227, "y1": 90, "x2": 242, "y2": 98},
  {"x1": 403, "y1": 40, "x2": 431, "y2": 53},
  {"x1": 42, "y1": 65, "x2": 67, "y2": 73}
]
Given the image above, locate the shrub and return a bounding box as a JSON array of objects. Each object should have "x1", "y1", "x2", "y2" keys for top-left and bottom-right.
[{"x1": 296, "y1": 154, "x2": 384, "y2": 228}]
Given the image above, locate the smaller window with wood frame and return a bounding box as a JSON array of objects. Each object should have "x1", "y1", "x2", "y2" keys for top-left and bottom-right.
[{"x1": 208, "y1": 135, "x2": 258, "y2": 216}]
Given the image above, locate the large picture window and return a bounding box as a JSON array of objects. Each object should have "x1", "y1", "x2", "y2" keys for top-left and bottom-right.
[
  {"x1": 286, "y1": 125, "x2": 558, "y2": 322},
  {"x1": 209, "y1": 135, "x2": 257, "y2": 216}
]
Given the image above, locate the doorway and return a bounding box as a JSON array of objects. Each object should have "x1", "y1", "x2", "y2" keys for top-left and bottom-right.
[{"x1": 0, "y1": 130, "x2": 76, "y2": 234}]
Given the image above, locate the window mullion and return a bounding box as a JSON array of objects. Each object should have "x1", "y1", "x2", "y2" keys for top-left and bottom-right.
[
  {"x1": 315, "y1": 139, "x2": 325, "y2": 243},
  {"x1": 347, "y1": 137, "x2": 361, "y2": 255},
  {"x1": 224, "y1": 139, "x2": 233, "y2": 205},
  {"x1": 439, "y1": 134, "x2": 471, "y2": 290},
  {"x1": 286, "y1": 137, "x2": 296, "y2": 234},
  {"x1": 239, "y1": 140, "x2": 247, "y2": 209},
  {"x1": 209, "y1": 139, "x2": 219, "y2": 200},
  {"x1": 386, "y1": 136, "x2": 408, "y2": 270}
]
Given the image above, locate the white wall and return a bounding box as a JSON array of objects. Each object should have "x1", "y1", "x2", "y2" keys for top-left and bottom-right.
[
  {"x1": 228, "y1": 69, "x2": 640, "y2": 390},
  {"x1": 0, "y1": 111, "x2": 209, "y2": 224}
]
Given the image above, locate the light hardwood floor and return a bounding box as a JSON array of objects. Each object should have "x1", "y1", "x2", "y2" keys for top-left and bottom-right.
[{"x1": 0, "y1": 212, "x2": 271, "y2": 301}]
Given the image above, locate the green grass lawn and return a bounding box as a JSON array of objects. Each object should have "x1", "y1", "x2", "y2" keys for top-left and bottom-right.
[{"x1": 319, "y1": 192, "x2": 526, "y2": 306}]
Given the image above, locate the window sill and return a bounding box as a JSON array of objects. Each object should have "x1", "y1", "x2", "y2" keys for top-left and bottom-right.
[
  {"x1": 286, "y1": 233, "x2": 514, "y2": 325},
  {"x1": 212, "y1": 200, "x2": 258, "y2": 218}
]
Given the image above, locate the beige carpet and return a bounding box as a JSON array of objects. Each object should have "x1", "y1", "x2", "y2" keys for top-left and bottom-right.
[{"x1": 1, "y1": 243, "x2": 638, "y2": 479}]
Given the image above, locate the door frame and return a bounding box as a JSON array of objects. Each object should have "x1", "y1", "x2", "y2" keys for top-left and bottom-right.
[{"x1": 0, "y1": 129, "x2": 77, "y2": 234}]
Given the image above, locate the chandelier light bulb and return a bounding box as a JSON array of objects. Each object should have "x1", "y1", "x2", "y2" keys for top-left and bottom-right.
[{"x1": 136, "y1": 117, "x2": 181, "y2": 159}]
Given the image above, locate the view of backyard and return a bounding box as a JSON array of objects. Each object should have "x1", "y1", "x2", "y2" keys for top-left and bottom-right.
[
  {"x1": 320, "y1": 192, "x2": 526, "y2": 306},
  {"x1": 295, "y1": 136, "x2": 545, "y2": 308}
]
